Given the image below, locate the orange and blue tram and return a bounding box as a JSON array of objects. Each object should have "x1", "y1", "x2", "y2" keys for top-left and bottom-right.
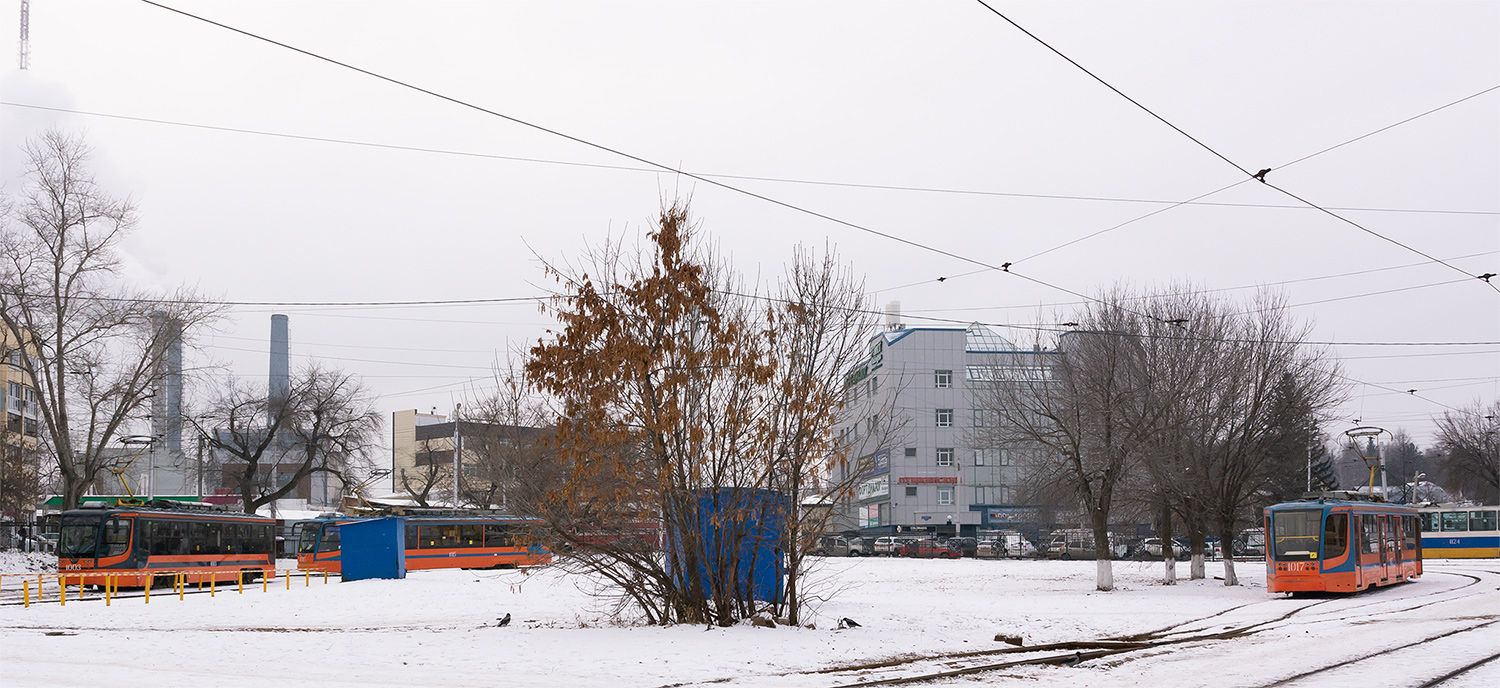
[
  {"x1": 56, "y1": 503, "x2": 276, "y2": 587},
  {"x1": 1264, "y1": 497, "x2": 1421, "y2": 594},
  {"x1": 296, "y1": 515, "x2": 552, "y2": 573}
]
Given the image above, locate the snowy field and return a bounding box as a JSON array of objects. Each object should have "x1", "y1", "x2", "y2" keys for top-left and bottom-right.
[{"x1": 2, "y1": 554, "x2": 1496, "y2": 687}]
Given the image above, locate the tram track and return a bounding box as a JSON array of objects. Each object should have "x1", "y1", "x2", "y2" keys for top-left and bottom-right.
[
  {"x1": 1252, "y1": 618, "x2": 1500, "y2": 688},
  {"x1": 653, "y1": 565, "x2": 1500, "y2": 688}
]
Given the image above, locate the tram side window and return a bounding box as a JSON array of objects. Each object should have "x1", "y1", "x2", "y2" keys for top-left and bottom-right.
[
  {"x1": 438, "y1": 525, "x2": 460, "y2": 548},
  {"x1": 1360, "y1": 516, "x2": 1378, "y2": 554},
  {"x1": 228, "y1": 524, "x2": 245, "y2": 554},
  {"x1": 1383, "y1": 516, "x2": 1398, "y2": 554},
  {"x1": 102, "y1": 518, "x2": 131, "y2": 557},
  {"x1": 1322, "y1": 513, "x2": 1347, "y2": 558},
  {"x1": 405, "y1": 525, "x2": 420, "y2": 549},
  {"x1": 485, "y1": 524, "x2": 513, "y2": 548},
  {"x1": 1470, "y1": 511, "x2": 1498, "y2": 532},
  {"x1": 459, "y1": 524, "x2": 483, "y2": 548},
  {"x1": 419, "y1": 525, "x2": 443, "y2": 548},
  {"x1": 318, "y1": 526, "x2": 341, "y2": 553},
  {"x1": 153, "y1": 520, "x2": 186, "y2": 556},
  {"x1": 1404, "y1": 516, "x2": 1417, "y2": 551},
  {"x1": 1441, "y1": 512, "x2": 1469, "y2": 532},
  {"x1": 1420, "y1": 513, "x2": 1439, "y2": 533}
]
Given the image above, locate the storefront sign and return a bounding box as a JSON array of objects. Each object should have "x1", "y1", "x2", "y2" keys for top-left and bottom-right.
[{"x1": 857, "y1": 478, "x2": 889, "y2": 501}]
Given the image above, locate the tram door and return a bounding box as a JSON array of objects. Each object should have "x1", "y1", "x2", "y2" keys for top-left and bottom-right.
[{"x1": 1384, "y1": 516, "x2": 1401, "y2": 580}]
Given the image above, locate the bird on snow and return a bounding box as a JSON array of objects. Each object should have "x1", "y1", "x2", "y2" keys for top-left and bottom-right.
[
  {"x1": 1061, "y1": 651, "x2": 1083, "y2": 667},
  {"x1": 838, "y1": 617, "x2": 861, "y2": 629},
  {"x1": 1253, "y1": 168, "x2": 1272, "y2": 182},
  {"x1": 498, "y1": 613, "x2": 511, "y2": 627}
]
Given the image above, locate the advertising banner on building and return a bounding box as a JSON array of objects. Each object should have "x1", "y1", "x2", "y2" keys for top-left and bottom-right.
[
  {"x1": 857, "y1": 477, "x2": 889, "y2": 501},
  {"x1": 854, "y1": 449, "x2": 890, "y2": 476}
]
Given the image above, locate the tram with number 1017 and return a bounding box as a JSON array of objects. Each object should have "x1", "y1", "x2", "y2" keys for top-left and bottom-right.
[
  {"x1": 56, "y1": 501, "x2": 277, "y2": 587},
  {"x1": 296, "y1": 514, "x2": 552, "y2": 573},
  {"x1": 1264, "y1": 495, "x2": 1421, "y2": 594}
]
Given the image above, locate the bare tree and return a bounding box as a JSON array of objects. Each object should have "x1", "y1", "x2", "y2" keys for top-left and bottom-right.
[
  {"x1": 1194, "y1": 293, "x2": 1343, "y2": 586},
  {"x1": 0, "y1": 130, "x2": 220, "y2": 510},
  {"x1": 189, "y1": 364, "x2": 380, "y2": 514},
  {"x1": 758, "y1": 244, "x2": 880, "y2": 625},
  {"x1": 1432, "y1": 401, "x2": 1500, "y2": 503},
  {"x1": 975, "y1": 291, "x2": 1150, "y2": 591}
]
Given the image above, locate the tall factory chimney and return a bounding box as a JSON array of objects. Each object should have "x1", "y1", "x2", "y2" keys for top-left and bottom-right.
[
  {"x1": 149, "y1": 311, "x2": 183, "y2": 456},
  {"x1": 269, "y1": 314, "x2": 290, "y2": 414}
]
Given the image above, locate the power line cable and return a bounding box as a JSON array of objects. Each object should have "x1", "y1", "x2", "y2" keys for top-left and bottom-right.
[
  {"x1": 890, "y1": 248, "x2": 1500, "y2": 308},
  {"x1": 971, "y1": 0, "x2": 1500, "y2": 292},
  {"x1": 12, "y1": 99, "x2": 1491, "y2": 218},
  {"x1": 138, "y1": 1, "x2": 1009, "y2": 278}
]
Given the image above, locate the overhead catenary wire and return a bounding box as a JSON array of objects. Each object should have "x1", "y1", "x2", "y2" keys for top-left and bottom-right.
[
  {"x1": 136, "y1": 0, "x2": 1497, "y2": 374},
  {"x1": 971, "y1": 0, "x2": 1500, "y2": 292},
  {"x1": 9, "y1": 99, "x2": 1493, "y2": 218},
  {"x1": 125, "y1": 2, "x2": 1494, "y2": 420},
  {"x1": 888, "y1": 249, "x2": 1500, "y2": 308}
]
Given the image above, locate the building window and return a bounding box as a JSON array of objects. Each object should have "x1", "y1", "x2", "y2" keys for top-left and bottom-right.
[
  {"x1": 867, "y1": 416, "x2": 879, "y2": 435},
  {"x1": 936, "y1": 448, "x2": 954, "y2": 467},
  {"x1": 867, "y1": 376, "x2": 880, "y2": 398},
  {"x1": 904, "y1": 447, "x2": 917, "y2": 458},
  {"x1": 974, "y1": 486, "x2": 987, "y2": 504},
  {"x1": 936, "y1": 409, "x2": 953, "y2": 427},
  {"x1": 905, "y1": 485, "x2": 917, "y2": 497},
  {"x1": 935, "y1": 370, "x2": 953, "y2": 388},
  {"x1": 972, "y1": 409, "x2": 985, "y2": 427},
  {"x1": 974, "y1": 448, "x2": 1007, "y2": 466},
  {"x1": 938, "y1": 487, "x2": 954, "y2": 506}
]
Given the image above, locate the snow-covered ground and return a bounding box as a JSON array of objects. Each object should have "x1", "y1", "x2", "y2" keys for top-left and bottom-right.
[{"x1": 2, "y1": 556, "x2": 1496, "y2": 687}]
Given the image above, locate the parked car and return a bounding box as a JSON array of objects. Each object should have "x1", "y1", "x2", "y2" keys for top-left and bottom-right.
[
  {"x1": 1046, "y1": 529, "x2": 1128, "y2": 560},
  {"x1": 946, "y1": 537, "x2": 979, "y2": 557},
  {"x1": 1234, "y1": 528, "x2": 1266, "y2": 558},
  {"x1": 815, "y1": 535, "x2": 868, "y2": 557},
  {"x1": 902, "y1": 539, "x2": 961, "y2": 559},
  {"x1": 871, "y1": 536, "x2": 900, "y2": 556},
  {"x1": 1139, "y1": 538, "x2": 1188, "y2": 559}
]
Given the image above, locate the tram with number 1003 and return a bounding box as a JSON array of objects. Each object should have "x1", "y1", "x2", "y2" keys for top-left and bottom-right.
[
  {"x1": 1264, "y1": 496, "x2": 1421, "y2": 594},
  {"x1": 56, "y1": 502, "x2": 277, "y2": 587},
  {"x1": 296, "y1": 514, "x2": 552, "y2": 573}
]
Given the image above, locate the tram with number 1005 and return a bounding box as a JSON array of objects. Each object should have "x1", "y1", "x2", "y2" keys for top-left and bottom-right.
[
  {"x1": 56, "y1": 502, "x2": 277, "y2": 587},
  {"x1": 296, "y1": 514, "x2": 552, "y2": 573},
  {"x1": 1264, "y1": 495, "x2": 1421, "y2": 594},
  {"x1": 1418, "y1": 505, "x2": 1499, "y2": 558}
]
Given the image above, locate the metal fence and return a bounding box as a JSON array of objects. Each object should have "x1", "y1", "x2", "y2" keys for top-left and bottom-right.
[{"x1": 0, "y1": 522, "x2": 52, "y2": 552}]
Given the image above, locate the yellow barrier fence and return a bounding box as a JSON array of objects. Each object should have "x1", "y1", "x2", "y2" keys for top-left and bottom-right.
[{"x1": 3, "y1": 568, "x2": 336, "y2": 607}]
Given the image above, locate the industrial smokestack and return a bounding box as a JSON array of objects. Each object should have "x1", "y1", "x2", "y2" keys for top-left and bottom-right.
[
  {"x1": 149, "y1": 311, "x2": 183, "y2": 457},
  {"x1": 269, "y1": 314, "x2": 290, "y2": 413}
]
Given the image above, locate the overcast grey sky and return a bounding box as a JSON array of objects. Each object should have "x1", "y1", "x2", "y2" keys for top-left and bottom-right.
[{"x1": 2, "y1": 1, "x2": 1496, "y2": 454}]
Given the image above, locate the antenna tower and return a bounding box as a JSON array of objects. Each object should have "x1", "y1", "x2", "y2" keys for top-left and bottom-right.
[{"x1": 18, "y1": 0, "x2": 30, "y2": 70}]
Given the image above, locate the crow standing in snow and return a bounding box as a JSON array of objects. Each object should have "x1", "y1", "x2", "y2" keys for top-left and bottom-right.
[
  {"x1": 498, "y1": 613, "x2": 511, "y2": 627},
  {"x1": 1061, "y1": 651, "x2": 1083, "y2": 667},
  {"x1": 838, "y1": 618, "x2": 861, "y2": 629}
]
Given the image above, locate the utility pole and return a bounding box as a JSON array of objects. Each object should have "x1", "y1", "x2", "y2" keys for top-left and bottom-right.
[{"x1": 452, "y1": 403, "x2": 461, "y2": 508}]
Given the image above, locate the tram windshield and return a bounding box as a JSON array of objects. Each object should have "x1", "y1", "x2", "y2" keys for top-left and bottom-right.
[
  {"x1": 58, "y1": 515, "x2": 103, "y2": 558},
  {"x1": 297, "y1": 523, "x2": 322, "y2": 554},
  {"x1": 1272, "y1": 509, "x2": 1321, "y2": 560}
]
